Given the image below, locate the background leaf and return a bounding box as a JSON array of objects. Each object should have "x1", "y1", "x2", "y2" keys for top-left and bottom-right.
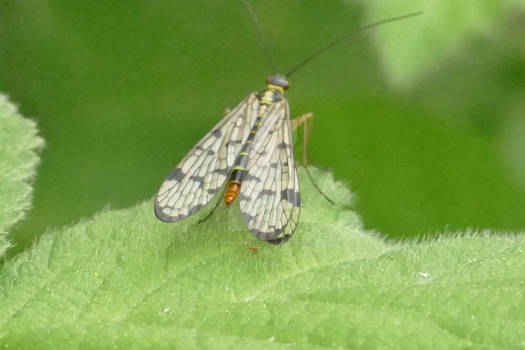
[
  {"x1": 0, "y1": 95, "x2": 44, "y2": 257},
  {"x1": 360, "y1": 0, "x2": 525, "y2": 87},
  {"x1": 0, "y1": 168, "x2": 523, "y2": 348},
  {"x1": 1, "y1": 2, "x2": 524, "y2": 346}
]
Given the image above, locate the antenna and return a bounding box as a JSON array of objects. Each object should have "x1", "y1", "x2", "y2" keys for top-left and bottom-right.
[
  {"x1": 286, "y1": 11, "x2": 423, "y2": 77},
  {"x1": 242, "y1": 0, "x2": 278, "y2": 74}
]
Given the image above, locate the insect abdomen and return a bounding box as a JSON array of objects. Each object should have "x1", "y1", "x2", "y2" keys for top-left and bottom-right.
[
  {"x1": 223, "y1": 87, "x2": 281, "y2": 205},
  {"x1": 225, "y1": 181, "x2": 241, "y2": 205},
  {"x1": 224, "y1": 154, "x2": 249, "y2": 204}
]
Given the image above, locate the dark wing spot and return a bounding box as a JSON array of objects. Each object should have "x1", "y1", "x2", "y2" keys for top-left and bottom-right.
[
  {"x1": 281, "y1": 189, "x2": 301, "y2": 207},
  {"x1": 239, "y1": 193, "x2": 251, "y2": 202},
  {"x1": 250, "y1": 227, "x2": 284, "y2": 242},
  {"x1": 294, "y1": 192, "x2": 301, "y2": 207},
  {"x1": 244, "y1": 174, "x2": 261, "y2": 182},
  {"x1": 213, "y1": 168, "x2": 229, "y2": 176},
  {"x1": 266, "y1": 234, "x2": 292, "y2": 245},
  {"x1": 167, "y1": 168, "x2": 185, "y2": 182},
  {"x1": 277, "y1": 142, "x2": 291, "y2": 149},
  {"x1": 259, "y1": 189, "x2": 274, "y2": 197},
  {"x1": 189, "y1": 175, "x2": 205, "y2": 185}
]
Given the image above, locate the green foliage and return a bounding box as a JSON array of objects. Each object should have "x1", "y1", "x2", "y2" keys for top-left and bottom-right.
[
  {"x1": 2, "y1": 1, "x2": 525, "y2": 255},
  {"x1": 362, "y1": 0, "x2": 525, "y2": 86},
  {"x1": 0, "y1": 95, "x2": 44, "y2": 257},
  {"x1": 1, "y1": 168, "x2": 524, "y2": 348},
  {"x1": 1, "y1": 2, "x2": 524, "y2": 346}
]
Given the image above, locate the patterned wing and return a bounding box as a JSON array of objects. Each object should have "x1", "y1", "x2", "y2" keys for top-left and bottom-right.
[
  {"x1": 155, "y1": 94, "x2": 259, "y2": 222},
  {"x1": 239, "y1": 99, "x2": 300, "y2": 244}
]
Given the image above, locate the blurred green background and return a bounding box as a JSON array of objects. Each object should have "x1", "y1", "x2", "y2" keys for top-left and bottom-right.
[{"x1": 1, "y1": 0, "x2": 524, "y2": 257}]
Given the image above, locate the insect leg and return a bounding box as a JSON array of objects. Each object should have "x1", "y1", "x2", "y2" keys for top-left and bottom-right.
[{"x1": 291, "y1": 112, "x2": 334, "y2": 205}]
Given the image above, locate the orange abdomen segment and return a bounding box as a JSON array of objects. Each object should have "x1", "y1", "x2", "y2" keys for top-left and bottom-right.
[{"x1": 225, "y1": 182, "x2": 241, "y2": 205}]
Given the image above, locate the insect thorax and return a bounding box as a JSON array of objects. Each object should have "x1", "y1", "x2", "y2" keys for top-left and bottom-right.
[{"x1": 257, "y1": 87, "x2": 283, "y2": 105}]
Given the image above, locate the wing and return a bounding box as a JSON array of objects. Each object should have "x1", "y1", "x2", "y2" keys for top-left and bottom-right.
[
  {"x1": 155, "y1": 93, "x2": 260, "y2": 222},
  {"x1": 239, "y1": 98, "x2": 300, "y2": 244}
]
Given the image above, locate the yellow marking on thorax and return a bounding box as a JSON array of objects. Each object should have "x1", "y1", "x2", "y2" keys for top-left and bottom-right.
[
  {"x1": 260, "y1": 89, "x2": 276, "y2": 105},
  {"x1": 259, "y1": 86, "x2": 283, "y2": 118},
  {"x1": 267, "y1": 84, "x2": 284, "y2": 93}
]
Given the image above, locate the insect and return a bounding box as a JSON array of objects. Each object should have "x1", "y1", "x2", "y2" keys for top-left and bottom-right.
[{"x1": 154, "y1": 4, "x2": 421, "y2": 244}]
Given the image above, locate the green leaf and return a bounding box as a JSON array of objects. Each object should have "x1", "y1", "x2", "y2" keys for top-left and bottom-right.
[
  {"x1": 359, "y1": 0, "x2": 525, "y2": 87},
  {"x1": 1, "y1": 167, "x2": 524, "y2": 348},
  {"x1": 0, "y1": 94, "x2": 44, "y2": 257}
]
